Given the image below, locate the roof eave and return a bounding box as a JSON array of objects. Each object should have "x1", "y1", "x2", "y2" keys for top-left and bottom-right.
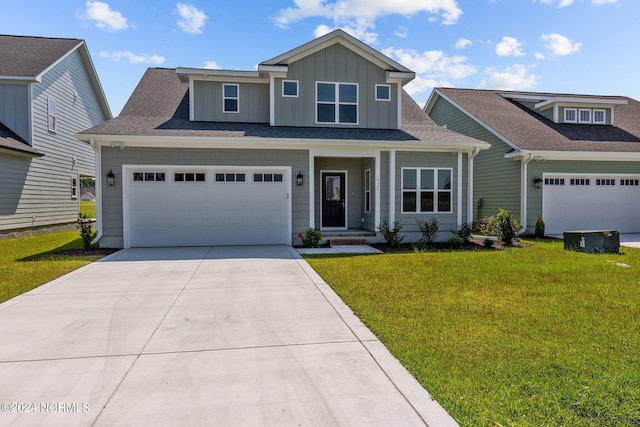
[{"x1": 506, "y1": 150, "x2": 640, "y2": 162}]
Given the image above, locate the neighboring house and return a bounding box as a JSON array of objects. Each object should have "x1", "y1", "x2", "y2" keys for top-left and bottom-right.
[
  {"x1": 80, "y1": 191, "x2": 95, "y2": 202},
  {"x1": 0, "y1": 35, "x2": 111, "y2": 234},
  {"x1": 78, "y1": 30, "x2": 488, "y2": 248},
  {"x1": 425, "y1": 88, "x2": 640, "y2": 235}
]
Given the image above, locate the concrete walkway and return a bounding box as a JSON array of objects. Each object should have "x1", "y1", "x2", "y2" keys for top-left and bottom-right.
[{"x1": 0, "y1": 245, "x2": 456, "y2": 427}]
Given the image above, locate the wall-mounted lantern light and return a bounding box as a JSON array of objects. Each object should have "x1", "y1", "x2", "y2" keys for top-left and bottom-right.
[
  {"x1": 296, "y1": 171, "x2": 304, "y2": 186},
  {"x1": 106, "y1": 170, "x2": 116, "y2": 187},
  {"x1": 533, "y1": 177, "x2": 543, "y2": 189}
]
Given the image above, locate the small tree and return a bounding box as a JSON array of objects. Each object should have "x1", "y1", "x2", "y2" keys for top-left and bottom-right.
[
  {"x1": 495, "y1": 209, "x2": 520, "y2": 246},
  {"x1": 534, "y1": 216, "x2": 546, "y2": 238},
  {"x1": 378, "y1": 219, "x2": 405, "y2": 246},
  {"x1": 78, "y1": 214, "x2": 97, "y2": 249},
  {"x1": 416, "y1": 217, "x2": 439, "y2": 245}
]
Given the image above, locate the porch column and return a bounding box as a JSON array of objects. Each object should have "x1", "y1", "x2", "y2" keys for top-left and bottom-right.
[
  {"x1": 457, "y1": 150, "x2": 463, "y2": 226},
  {"x1": 308, "y1": 150, "x2": 315, "y2": 229},
  {"x1": 389, "y1": 149, "x2": 396, "y2": 224},
  {"x1": 374, "y1": 150, "x2": 381, "y2": 230}
]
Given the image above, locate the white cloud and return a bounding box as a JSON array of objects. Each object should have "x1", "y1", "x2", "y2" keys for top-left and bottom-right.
[
  {"x1": 541, "y1": 33, "x2": 581, "y2": 56},
  {"x1": 495, "y1": 36, "x2": 524, "y2": 57},
  {"x1": 591, "y1": 0, "x2": 619, "y2": 5},
  {"x1": 203, "y1": 61, "x2": 221, "y2": 69},
  {"x1": 534, "y1": 52, "x2": 545, "y2": 60},
  {"x1": 395, "y1": 26, "x2": 409, "y2": 38},
  {"x1": 99, "y1": 51, "x2": 165, "y2": 65},
  {"x1": 78, "y1": 1, "x2": 128, "y2": 31},
  {"x1": 455, "y1": 38, "x2": 472, "y2": 50},
  {"x1": 274, "y1": 0, "x2": 464, "y2": 34},
  {"x1": 383, "y1": 47, "x2": 476, "y2": 80},
  {"x1": 176, "y1": 3, "x2": 208, "y2": 35},
  {"x1": 537, "y1": 0, "x2": 575, "y2": 7},
  {"x1": 479, "y1": 64, "x2": 539, "y2": 90},
  {"x1": 313, "y1": 21, "x2": 378, "y2": 44}
]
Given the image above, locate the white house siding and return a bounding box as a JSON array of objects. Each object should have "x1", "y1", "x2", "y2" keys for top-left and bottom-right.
[
  {"x1": 99, "y1": 146, "x2": 310, "y2": 248},
  {"x1": 273, "y1": 43, "x2": 399, "y2": 130},
  {"x1": 0, "y1": 49, "x2": 107, "y2": 232}
]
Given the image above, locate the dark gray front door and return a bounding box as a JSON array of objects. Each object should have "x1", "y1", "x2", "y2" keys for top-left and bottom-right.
[{"x1": 322, "y1": 172, "x2": 346, "y2": 228}]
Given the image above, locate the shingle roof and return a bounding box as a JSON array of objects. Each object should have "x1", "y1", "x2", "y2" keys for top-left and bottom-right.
[
  {"x1": 0, "y1": 35, "x2": 82, "y2": 79},
  {"x1": 0, "y1": 122, "x2": 42, "y2": 156},
  {"x1": 434, "y1": 88, "x2": 640, "y2": 152},
  {"x1": 80, "y1": 68, "x2": 485, "y2": 148}
]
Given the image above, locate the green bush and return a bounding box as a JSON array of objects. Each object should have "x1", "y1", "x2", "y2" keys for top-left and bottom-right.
[
  {"x1": 496, "y1": 209, "x2": 520, "y2": 246},
  {"x1": 447, "y1": 236, "x2": 464, "y2": 248},
  {"x1": 484, "y1": 238, "x2": 494, "y2": 248},
  {"x1": 476, "y1": 215, "x2": 500, "y2": 236},
  {"x1": 78, "y1": 214, "x2": 97, "y2": 250},
  {"x1": 534, "y1": 216, "x2": 546, "y2": 238},
  {"x1": 301, "y1": 228, "x2": 322, "y2": 247},
  {"x1": 378, "y1": 219, "x2": 405, "y2": 246},
  {"x1": 455, "y1": 222, "x2": 474, "y2": 241},
  {"x1": 416, "y1": 217, "x2": 439, "y2": 244}
]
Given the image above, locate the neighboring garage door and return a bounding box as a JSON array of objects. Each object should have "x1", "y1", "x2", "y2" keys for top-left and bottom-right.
[
  {"x1": 125, "y1": 167, "x2": 290, "y2": 247},
  {"x1": 542, "y1": 174, "x2": 640, "y2": 235}
]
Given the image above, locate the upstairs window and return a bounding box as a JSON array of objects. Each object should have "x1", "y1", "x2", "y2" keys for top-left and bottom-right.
[
  {"x1": 593, "y1": 109, "x2": 606, "y2": 124},
  {"x1": 564, "y1": 108, "x2": 577, "y2": 123},
  {"x1": 316, "y1": 82, "x2": 358, "y2": 124},
  {"x1": 282, "y1": 80, "x2": 298, "y2": 97},
  {"x1": 71, "y1": 175, "x2": 78, "y2": 199},
  {"x1": 223, "y1": 84, "x2": 239, "y2": 113},
  {"x1": 48, "y1": 99, "x2": 56, "y2": 132},
  {"x1": 579, "y1": 109, "x2": 591, "y2": 123},
  {"x1": 375, "y1": 84, "x2": 390, "y2": 101}
]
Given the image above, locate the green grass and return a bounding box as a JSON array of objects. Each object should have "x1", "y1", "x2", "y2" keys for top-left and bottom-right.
[
  {"x1": 305, "y1": 239, "x2": 640, "y2": 426},
  {"x1": 80, "y1": 201, "x2": 96, "y2": 218},
  {"x1": 0, "y1": 231, "x2": 105, "y2": 303}
]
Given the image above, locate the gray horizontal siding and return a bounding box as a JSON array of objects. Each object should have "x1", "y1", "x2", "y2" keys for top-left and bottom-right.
[
  {"x1": 193, "y1": 80, "x2": 269, "y2": 123},
  {"x1": 0, "y1": 49, "x2": 107, "y2": 232},
  {"x1": 274, "y1": 43, "x2": 399, "y2": 129},
  {"x1": 100, "y1": 147, "x2": 310, "y2": 248},
  {"x1": 0, "y1": 83, "x2": 30, "y2": 142}
]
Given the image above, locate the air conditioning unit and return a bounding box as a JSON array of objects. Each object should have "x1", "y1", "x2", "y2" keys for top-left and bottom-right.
[{"x1": 563, "y1": 230, "x2": 620, "y2": 254}]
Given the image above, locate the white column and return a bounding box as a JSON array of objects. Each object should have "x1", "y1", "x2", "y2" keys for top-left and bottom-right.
[
  {"x1": 308, "y1": 150, "x2": 315, "y2": 229},
  {"x1": 389, "y1": 150, "x2": 396, "y2": 224},
  {"x1": 374, "y1": 150, "x2": 381, "y2": 229},
  {"x1": 457, "y1": 150, "x2": 463, "y2": 226}
]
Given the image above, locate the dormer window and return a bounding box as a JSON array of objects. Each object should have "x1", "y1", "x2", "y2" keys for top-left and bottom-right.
[
  {"x1": 564, "y1": 108, "x2": 577, "y2": 123},
  {"x1": 579, "y1": 109, "x2": 591, "y2": 123},
  {"x1": 223, "y1": 84, "x2": 239, "y2": 113},
  {"x1": 593, "y1": 109, "x2": 606, "y2": 124},
  {"x1": 316, "y1": 82, "x2": 358, "y2": 124}
]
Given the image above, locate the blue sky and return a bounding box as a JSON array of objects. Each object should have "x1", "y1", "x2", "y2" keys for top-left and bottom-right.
[{"x1": 2, "y1": 0, "x2": 636, "y2": 116}]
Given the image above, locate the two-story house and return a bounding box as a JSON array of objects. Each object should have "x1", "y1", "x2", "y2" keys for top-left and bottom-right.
[
  {"x1": 78, "y1": 30, "x2": 488, "y2": 248},
  {"x1": 0, "y1": 35, "x2": 111, "y2": 235},
  {"x1": 425, "y1": 88, "x2": 640, "y2": 235}
]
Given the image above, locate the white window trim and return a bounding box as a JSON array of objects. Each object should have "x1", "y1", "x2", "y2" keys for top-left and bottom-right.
[
  {"x1": 71, "y1": 174, "x2": 78, "y2": 199},
  {"x1": 593, "y1": 108, "x2": 606, "y2": 124},
  {"x1": 564, "y1": 108, "x2": 577, "y2": 123},
  {"x1": 282, "y1": 80, "x2": 299, "y2": 98},
  {"x1": 47, "y1": 98, "x2": 56, "y2": 132},
  {"x1": 400, "y1": 167, "x2": 453, "y2": 214},
  {"x1": 578, "y1": 108, "x2": 591, "y2": 124},
  {"x1": 364, "y1": 169, "x2": 371, "y2": 213},
  {"x1": 315, "y1": 81, "x2": 359, "y2": 125},
  {"x1": 222, "y1": 83, "x2": 239, "y2": 113},
  {"x1": 375, "y1": 84, "x2": 391, "y2": 101}
]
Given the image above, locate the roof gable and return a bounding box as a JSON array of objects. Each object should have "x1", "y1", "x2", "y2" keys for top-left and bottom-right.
[{"x1": 0, "y1": 35, "x2": 82, "y2": 81}]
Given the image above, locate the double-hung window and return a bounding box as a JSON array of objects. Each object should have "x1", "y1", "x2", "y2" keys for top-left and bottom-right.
[
  {"x1": 223, "y1": 84, "x2": 239, "y2": 113},
  {"x1": 48, "y1": 99, "x2": 56, "y2": 132},
  {"x1": 564, "y1": 108, "x2": 577, "y2": 123},
  {"x1": 316, "y1": 82, "x2": 358, "y2": 124},
  {"x1": 402, "y1": 168, "x2": 452, "y2": 213}
]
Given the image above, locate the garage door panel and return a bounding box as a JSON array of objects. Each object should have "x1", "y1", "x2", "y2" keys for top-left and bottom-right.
[{"x1": 127, "y1": 167, "x2": 290, "y2": 247}]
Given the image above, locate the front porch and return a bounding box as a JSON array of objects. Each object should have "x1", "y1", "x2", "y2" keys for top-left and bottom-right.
[{"x1": 319, "y1": 229, "x2": 379, "y2": 246}]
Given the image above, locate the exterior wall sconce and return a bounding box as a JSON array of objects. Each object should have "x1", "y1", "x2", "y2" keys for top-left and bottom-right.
[
  {"x1": 296, "y1": 171, "x2": 304, "y2": 186},
  {"x1": 106, "y1": 170, "x2": 116, "y2": 187},
  {"x1": 533, "y1": 177, "x2": 543, "y2": 189}
]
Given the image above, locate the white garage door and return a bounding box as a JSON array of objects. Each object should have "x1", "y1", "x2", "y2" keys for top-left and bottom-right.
[
  {"x1": 542, "y1": 174, "x2": 640, "y2": 235},
  {"x1": 125, "y1": 167, "x2": 290, "y2": 247}
]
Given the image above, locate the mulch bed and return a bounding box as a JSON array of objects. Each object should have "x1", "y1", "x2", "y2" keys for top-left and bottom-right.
[
  {"x1": 56, "y1": 248, "x2": 121, "y2": 256},
  {"x1": 372, "y1": 238, "x2": 530, "y2": 253}
]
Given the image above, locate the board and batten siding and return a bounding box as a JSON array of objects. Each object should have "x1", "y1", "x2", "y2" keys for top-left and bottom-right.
[
  {"x1": 0, "y1": 48, "x2": 107, "y2": 232},
  {"x1": 0, "y1": 83, "x2": 30, "y2": 142},
  {"x1": 428, "y1": 96, "x2": 521, "y2": 221},
  {"x1": 99, "y1": 147, "x2": 310, "y2": 248},
  {"x1": 192, "y1": 80, "x2": 269, "y2": 123},
  {"x1": 273, "y1": 43, "x2": 399, "y2": 129}
]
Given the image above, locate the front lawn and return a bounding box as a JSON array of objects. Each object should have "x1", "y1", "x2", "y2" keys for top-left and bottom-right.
[
  {"x1": 0, "y1": 231, "x2": 107, "y2": 303},
  {"x1": 80, "y1": 201, "x2": 96, "y2": 218},
  {"x1": 305, "y1": 239, "x2": 640, "y2": 426}
]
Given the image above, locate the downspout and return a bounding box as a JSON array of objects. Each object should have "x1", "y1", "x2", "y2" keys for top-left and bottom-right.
[
  {"x1": 519, "y1": 153, "x2": 533, "y2": 235},
  {"x1": 89, "y1": 138, "x2": 102, "y2": 243},
  {"x1": 467, "y1": 147, "x2": 480, "y2": 225}
]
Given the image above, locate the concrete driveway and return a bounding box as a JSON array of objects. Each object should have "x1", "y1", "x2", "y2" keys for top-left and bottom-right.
[{"x1": 0, "y1": 245, "x2": 456, "y2": 427}]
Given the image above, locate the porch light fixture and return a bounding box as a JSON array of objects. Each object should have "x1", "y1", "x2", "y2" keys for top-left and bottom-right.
[
  {"x1": 106, "y1": 170, "x2": 116, "y2": 187},
  {"x1": 533, "y1": 176, "x2": 543, "y2": 189},
  {"x1": 296, "y1": 171, "x2": 304, "y2": 186}
]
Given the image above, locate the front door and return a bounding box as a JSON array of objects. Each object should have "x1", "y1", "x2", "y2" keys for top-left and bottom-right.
[{"x1": 322, "y1": 172, "x2": 346, "y2": 228}]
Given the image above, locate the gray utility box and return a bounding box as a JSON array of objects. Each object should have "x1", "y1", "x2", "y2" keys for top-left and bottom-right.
[{"x1": 563, "y1": 230, "x2": 620, "y2": 254}]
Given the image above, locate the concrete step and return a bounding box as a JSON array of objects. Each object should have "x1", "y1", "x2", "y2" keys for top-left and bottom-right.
[{"x1": 328, "y1": 238, "x2": 368, "y2": 246}]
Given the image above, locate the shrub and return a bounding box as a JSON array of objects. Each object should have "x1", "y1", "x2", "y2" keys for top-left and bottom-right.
[
  {"x1": 416, "y1": 217, "x2": 439, "y2": 244},
  {"x1": 534, "y1": 216, "x2": 546, "y2": 238},
  {"x1": 455, "y1": 222, "x2": 474, "y2": 242},
  {"x1": 484, "y1": 238, "x2": 494, "y2": 248},
  {"x1": 447, "y1": 236, "x2": 464, "y2": 248},
  {"x1": 378, "y1": 219, "x2": 405, "y2": 246},
  {"x1": 495, "y1": 209, "x2": 520, "y2": 246},
  {"x1": 78, "y1": 214, "x2": 97, "y2": 250},
  {"x1": 476, "y1": 215, "x2": 500, "y2": 237},
  {"x1": 301, "y1": 228, "x2": 322, "y2": 247}
]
